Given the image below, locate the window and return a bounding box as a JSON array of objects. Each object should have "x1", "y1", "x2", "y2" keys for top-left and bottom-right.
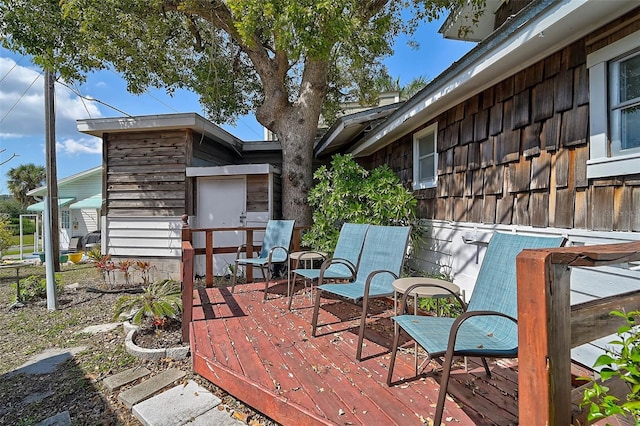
[
  {"x1": 609, "y1": 51, "x2": 640, "y2": 155},
  {"x1": 413, "y1": 123, "x2": 438, "y2": 189},
  {"x1": 61, "y1": 210, "x2": 70, "y2": 229},
  {"x1": 587, "y1": 31, "x2": 640, "y2": 178}
]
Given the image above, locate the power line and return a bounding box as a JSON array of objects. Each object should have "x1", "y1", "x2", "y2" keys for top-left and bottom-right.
[
  {"x1": 71, "y1": 82, "x2": 94, "y2": 118},
  {"x1": 0, "y1": 54, "x2": 24, "y2": 84},
  {"x1": 56, "y1": 79, "x2": 132, "y2": 117},
  {"x1": 0, "y1": 71, "x2": 42, "y2": 125}
]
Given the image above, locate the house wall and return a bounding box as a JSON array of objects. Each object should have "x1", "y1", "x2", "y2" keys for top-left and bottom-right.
[
  {"x1": 360, "y1": 9, "x2": 640, "y2": 321},
  {"x1": 104, "y1": 130, "x2": 189, "y2": 217},
  {"x1": 365, "y1": 11, "x2": 640, "y2": 234}
]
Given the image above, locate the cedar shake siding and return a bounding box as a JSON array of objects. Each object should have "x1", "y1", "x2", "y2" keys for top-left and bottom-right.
[
  {"x1": 104, "y1": 129, "x2": 237, "y2": 217},
  {"x1": 364, "y1": 10, "x2": 640, "y2": 233}
]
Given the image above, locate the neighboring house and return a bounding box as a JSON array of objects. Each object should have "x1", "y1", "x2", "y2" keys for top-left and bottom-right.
[
  {"x1": 316, "y1": 0, "x2": 640, "y2": 367},
  {"x1": 76, "y1": 113, "x2": 284, "y2": 277},
  {"x1": 26, "y1": 166, "x2": 102, "y2": 251}
]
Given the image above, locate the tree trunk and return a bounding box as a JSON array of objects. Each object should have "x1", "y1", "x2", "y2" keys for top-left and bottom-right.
[{"x1": 276, "y1": 116, "x2": 315, "y2": 226}]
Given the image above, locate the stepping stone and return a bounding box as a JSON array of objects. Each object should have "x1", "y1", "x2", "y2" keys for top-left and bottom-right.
[
  {"x1": 80, "y1": 322, "x2": 121, "y2": 334},
  {"x1": 10, "y1": 347, "x2": 87, "y2": 376},
  {"x1": 132, "y1": 380, "x2": 226, "y2": 426},
  {"x1": 79, "y1": 322, "x2": 122, "y2": 334},
  {"x1": 34, "y1": 411, "x2": 71, "y2": 426},
  {"x1": 186, "y1": 407, "x2": 247, "y2": 426},
  {"x1": 103, "y1": 366, "x2": 151, "y2": 392},
  {"x1": 118, "y1": 368, "x2": 186, "y2": 408}
]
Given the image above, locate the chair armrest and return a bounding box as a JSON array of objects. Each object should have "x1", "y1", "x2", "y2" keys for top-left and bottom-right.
[
  {"x1": 398, "y1": 283, "x2": 467, "y2": 315},
  {"x1": 446, "y1": 310, "x2": 518, "y2": 353},
  {"x1": 363, "y1": 269, "x2": 399, "y2": 295},
  {"x1": 235, "y1": 244, "x2": 248, "y2": 260},
  {"x1": 267, "y1": 246, "x2": 290, "y2": 263},
  {"x1": 319, "y1": 257, "x2": 356, "y2": 274}
]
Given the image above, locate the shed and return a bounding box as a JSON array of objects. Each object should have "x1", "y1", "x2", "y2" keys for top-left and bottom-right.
[{"x1": 77, "y1": 113, "x2": 283, "y2": 278}]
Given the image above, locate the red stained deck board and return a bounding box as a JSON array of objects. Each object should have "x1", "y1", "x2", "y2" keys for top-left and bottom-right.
[
  {"x1": 192, "y1": 283, "x2": 518, "y2": 426},
  {"x1": 277, "y1": 307, "x2": 407, "y2": 424},
  {"x1": 282, "y1": 300, "x2": 455, "y2": 423},
  {"x1": 230, "y1": 302, "x2": 324, "y2": 419}
]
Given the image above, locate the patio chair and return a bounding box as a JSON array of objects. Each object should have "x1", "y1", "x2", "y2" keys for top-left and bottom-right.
[
  {"x1": 310, "y1": 224, "x2": 411, "y2": 361},
  {"x1": 386, "y1": 232, "x2": 566, "y2": 425},
  {"x1": 230, "y1": 219, "x2": 295, "y2": 301},
  {"x1": 288, "y1": 223, "x2": 369, "y2": 310}
]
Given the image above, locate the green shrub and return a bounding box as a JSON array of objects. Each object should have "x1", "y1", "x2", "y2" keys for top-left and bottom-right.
[
  {"x1": 303, "y1": 154, "x2": 420, "y2": 254},
  {"x1": 581, "y1": 310, "x2": 640, "y2": 423},
  {"x1": 113, "y1": 279, "x2": 182, "y2": 326},
  {"x1": 15, "y1": 274, "x2": 63, "y2": 302}
]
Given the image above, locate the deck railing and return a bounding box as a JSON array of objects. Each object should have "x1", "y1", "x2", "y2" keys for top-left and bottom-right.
[
  {"x1": 517, "y1": 240, "x2": 640, "y2": 425},
  {"x1": 180, "y1": 215, "x2": 306, "y2": 342}
]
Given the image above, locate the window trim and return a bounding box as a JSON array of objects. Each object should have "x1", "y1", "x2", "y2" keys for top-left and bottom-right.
[
  {"x1": 412, "y1": 123, "x2": 438, "y2": 190},
  {"x1": 587, "y1": 31, "x2": 640, "y2": 179},
  {"x1": 61, "y1": 210, "x2": 70, "y2": 230}
]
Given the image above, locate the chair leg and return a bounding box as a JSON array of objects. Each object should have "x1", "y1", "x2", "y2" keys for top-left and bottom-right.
[
  {"x1": 386, "y1": 322, "x2": 403, "y2": 386},
  {"x1": 356, "y1": 295, "x2": 370, "y2": 361},
  {"x1": 287, "y1": 272, "x2": 299, "y2": 310},
  {"x1": 231, "y1": 260, "x2": 239, "y2": 293},
  {"x1": 481, "y1": 357, "x2": 492, "y2": 378},
  {"x1": 434, "y1": 350, "x2": 456, "y2": 426},
  {"x1": 261, "y1": 264, "x2": 269, "y2": 301},
  {"x1": 310, "y1": 288, "x2": 323, "y2": 337}
]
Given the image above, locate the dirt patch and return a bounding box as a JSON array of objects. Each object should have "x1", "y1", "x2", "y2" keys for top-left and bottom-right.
[
  {"x1": 133, "y1": 320, "x2": 183, "y2": 350},
  {"x1": 0, "y1": 263, "x2": 278, "y2": 425}
]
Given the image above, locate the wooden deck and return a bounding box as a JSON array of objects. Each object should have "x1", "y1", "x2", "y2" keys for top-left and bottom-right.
[{"x1": 190, "y1": 281, "x2": 525, "y2": 425}]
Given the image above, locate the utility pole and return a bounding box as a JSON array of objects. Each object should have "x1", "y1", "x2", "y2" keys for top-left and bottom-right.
[{"x1": 44, "y1": 69, "x2": 60, "y2": 310}]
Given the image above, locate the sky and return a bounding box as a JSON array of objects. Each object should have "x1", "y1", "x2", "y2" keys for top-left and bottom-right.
[{"x1": 0, "y1": 16, "x2": 475, "y2": 196}]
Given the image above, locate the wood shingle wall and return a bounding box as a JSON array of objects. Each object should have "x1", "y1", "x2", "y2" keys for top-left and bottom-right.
[
  {"x1": 366, "y1": 11, "x2": 640, "y2": 233},
  {"x1": 105, "y1": 130, "x2": 189, "y2": 217}
]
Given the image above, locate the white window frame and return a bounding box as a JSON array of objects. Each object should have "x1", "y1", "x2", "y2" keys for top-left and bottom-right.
[
  {"x1": 61, "y1": 210, "x2": 70, "y2": 229},
  {"x1": 412, "y1": 123, "x2": 438, "y2": 190},
  {"x1": 587, "y1": 31, "x2": 640, "y2": 179}
]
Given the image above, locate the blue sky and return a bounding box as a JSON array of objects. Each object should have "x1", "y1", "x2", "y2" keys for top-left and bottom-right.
[{"x1": 0, "y1": 16, "x2": 475, "y2": 196}]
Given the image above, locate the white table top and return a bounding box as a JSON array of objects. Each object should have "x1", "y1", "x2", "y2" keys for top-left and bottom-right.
[
  {"x1": 289, "y1": 251, "x2": 327, "y2": 261},
  {"x1": 392, "y1": 277, "x2": 460, "y2": 298}
]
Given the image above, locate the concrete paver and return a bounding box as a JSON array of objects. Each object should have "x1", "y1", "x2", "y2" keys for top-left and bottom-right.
[
  {"x1": 9, "y1": 347, "x2": 87, "y2": 376},
  {"x1": 34, "y1": 410, "x2": 71, "y2": 426},
  {"x1": 79, "y1": 322, "x2": 121, "y2": 334},
  {"x1": 103, "y1": 366, "x2": 151, "y2": 392},
  {"x1": 133, "y1": 380, "x2": 229, "y2": 426},
  {"x1": 118, "y1": 368, "x2": 186, "y2": 408}
]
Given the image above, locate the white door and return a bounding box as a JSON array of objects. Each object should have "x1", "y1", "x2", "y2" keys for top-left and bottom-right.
[{"x1": 195, "y1": 177, "x2": 246, "y2": 276}]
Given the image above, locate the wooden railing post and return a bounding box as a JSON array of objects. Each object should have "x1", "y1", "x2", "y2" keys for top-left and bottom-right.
[
  {"x1": 181, "y1": 214, "x2": 192, "y2": 243},
  {"x1": 517, "y1": 241, "x2": 640, "y2": 425},
  {"x1": 205, "y1": 230, "x2": 214, "y2": 287},
  {"x1": 181, "y1": 240, "x2": 194, "y2": 344}
]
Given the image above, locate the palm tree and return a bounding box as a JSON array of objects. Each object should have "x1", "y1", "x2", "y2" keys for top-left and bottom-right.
[
  {"x1": 373, "y1": 74, "x2": 430, "y2": 100},
  {"x1": 6, "y1": 164, "x2": 46, "y2": 209}
]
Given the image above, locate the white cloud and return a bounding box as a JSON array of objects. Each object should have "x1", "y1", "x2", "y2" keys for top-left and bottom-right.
[
  {"x1": 57, "y1": 136, "x2": 102, "y2": 154},
  {"x1": 0, "y1": 57, "x2": 102, "y2": 138}
]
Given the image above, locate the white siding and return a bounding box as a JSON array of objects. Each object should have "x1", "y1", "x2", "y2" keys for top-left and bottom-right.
[{"x1": 105, "y1": 216, "x2": 183, "y2": 258}]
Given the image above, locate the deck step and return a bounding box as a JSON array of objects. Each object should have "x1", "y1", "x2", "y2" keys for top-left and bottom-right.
[
  {"x1": 103, "y1": 366, "x2": 151, "y2": 392},
  {"x1": 118, "y1": 368, "x2": 186, "y2": 408}
]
